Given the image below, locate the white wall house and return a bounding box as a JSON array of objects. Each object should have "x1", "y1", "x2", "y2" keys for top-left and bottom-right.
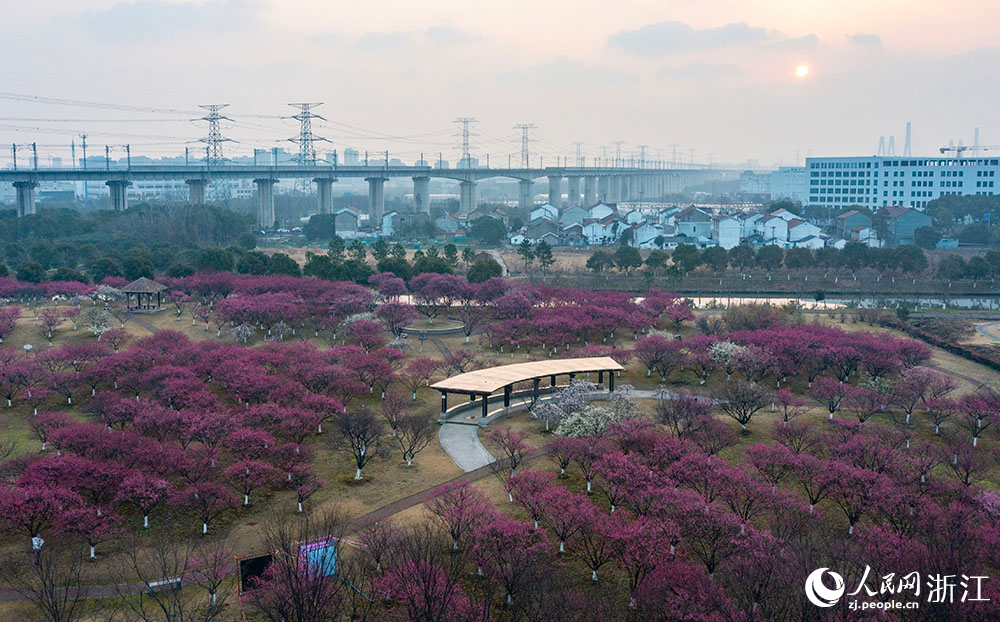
[
  {"x1": 530, "y1": 204, "x2": 559, "y2": 221},
  {"x1": 676, "y1": 207, "x2": 713, "y2": 238},
  {"x1": 589, "y1": 203, "x2": 615, "y2": 220},
  {"x1": 786, "y1": 219, "x2": 822, "y2": 242},
  {"x1": 759, "y1": 216, "x2": 789, "y2": 245},
  {"x1": 712, "y1": 216, "x2": 741, "y2": 249}
]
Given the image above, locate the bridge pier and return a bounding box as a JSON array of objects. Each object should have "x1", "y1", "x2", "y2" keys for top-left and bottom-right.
[
  {"x1": 598, "y1": 176, "x2": 610, "y2": 203},
  {"x1": 518, "y1": 179, "x2": 534, "y2": 210},
  {"x1": 547, "y1": 175, "x2": 562, "y2": 207},
  {"x1": 412, "y1": 176, "x2": 430, "y2": 215},
  {"x1": 459, "y1": 180, "x2": 478, "y2": 214},
  {"x1": 106, "y1": 180, "x2": 131, "y2": 211},
  {"x1": 610, "y1": 176, "x2": 622, "y2": 204},
  {"x1": 254, "y1": 178, "x2": 277, "y2": 229},
  {"x1": 314, "y1": 177, "x2": 336, "y2": 215},
  {"x1": 366, "y1": 176, "x2": 387, "y2": 224},
  {"x1": 566, "y1": 176, "x2": 582, "y2": 207},
  {"x1": 13, "y1": 181, "x2": 37, "y2": 217},
  {"x1": 185, "y1": 179, "x2": 207, "y2": 205},
  {"x1": 635, "y1": 175, "x2": 645, "y2": 202},
  {"x1": 583, "y1": 176, "x2": 597, "y2": 208}
]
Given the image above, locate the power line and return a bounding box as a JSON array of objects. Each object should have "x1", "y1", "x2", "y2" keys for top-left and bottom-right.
[{"x1": 286, "y1": 103, "x2": 330, "y2": 166}]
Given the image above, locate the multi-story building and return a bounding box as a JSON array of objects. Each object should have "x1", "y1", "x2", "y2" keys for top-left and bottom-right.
[
  {"x1": 804, "y1": 156, "x2": 999, "y2": 211},
  {"x1": 770, "y1": 166, "x2": 808, "y2": 204},
  {"x1": 739, "y1": 171, "x2": 771, "y2": 195}
]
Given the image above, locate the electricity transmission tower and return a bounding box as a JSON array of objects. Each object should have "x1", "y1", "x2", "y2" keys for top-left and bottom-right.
[
  {"x1": 196, "y1": 104, "x2": 234, "y2": 164},
  {"x1": 612, "y1": 140, "x2": 626, "y2": 167},
  {"x1": 454, "y1": 117, "x2": 478, "y2": 168},
  {"x1": 572, "y1": 142, "x2": 584, "y2": 166},
  {"x1": 637, "y1": 144, "x2": 648, "y2": 168},
  {"x1": 287, "y1": 103, "x2": 329, "y2": 166},
  {"x1": 286, "y1": 103, "x2": 330, "y2": 192},
  {"x1": 513, "y1": 123, "x2": 536, "y2": 167}
]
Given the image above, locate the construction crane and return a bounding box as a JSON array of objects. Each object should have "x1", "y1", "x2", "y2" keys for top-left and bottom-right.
[{"x1": 939, "y1": 145, "x2": 1000, "y2": 157}]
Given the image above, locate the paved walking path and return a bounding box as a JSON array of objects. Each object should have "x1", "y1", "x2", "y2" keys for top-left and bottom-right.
[
  {"x1": 974, "y1": 320, "x2": 1000, "y2": 343},
  {"x1": 485, "y1": 250, "x2": 509, "y2": 277}
]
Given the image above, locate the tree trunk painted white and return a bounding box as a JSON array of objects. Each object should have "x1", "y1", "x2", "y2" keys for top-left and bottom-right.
[
  {"x1": 203, "y1": 522, "x2": 208, "y2": 534},
  {"x1": 90, "y1": 545, "x2": 95, "y2": 559},
  {"x1": 355, "y1": 468, "x2": 362, "y2": 480},
  {"x1": 244, "y1": 495, "x2": 249, "y2": 506},
  {"x1": 143, "y1": 515, "x2": 149, "y2": 528},
  {"x1": 591, "y1": 570, "x2": 598, "y2": 581},
  {"x1": 298, "y1": 502, "x2": 303, "y2": 513}
]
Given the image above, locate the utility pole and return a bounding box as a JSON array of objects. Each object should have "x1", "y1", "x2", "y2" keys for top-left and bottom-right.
[
  {"x1": 637, "y1": 145, "x2": 648, "y2": 169},
  {"x1": 669, "y1": 144, "x2": 679, "y2": 168},
  {"x1": 601, "y1": 145, "x2": 608, "y2": 166},
  {"x1": 80, "y1": 134, "x2": 88, "y2": 202},
  {"x1": 454, "y1": 117, "x2": 478, "y2": 168},
  {"x1": 687, "y1": 148, "x2": 696, "y2": 167}
]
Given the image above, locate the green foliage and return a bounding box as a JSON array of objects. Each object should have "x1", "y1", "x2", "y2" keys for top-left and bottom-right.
[
  {"x1": 586, "y1": 250, "x2": 614, "y2": 273},
  {"x1": 302, "y1": 253, "x2": 373, "y2": 284},
  {"x1": 671, "y1": 244, "x2": 700, "y2": 272},
  {"x1": 390, "y1": 243, "x2": 407, "y2": 260},
  {"x1": 376, "y1": 257, "x2": 413, "y2": 281},
  {"x1": 728, "y1": 244, "x2": 755, "y2": 271},
  {"x1": 443, "y1": 243, "x2": 459, "y2": 266},
  {"x1": 535, "y1": 241, "x2": 555, "y2": 274},
  {"x1": 517, "y1": 240, "x2": 534, "y2": 272},
  {"x1": 237, "y1": 251, "x2": 270, "y2": 275},
  {"x1": 644, "y1": 249, "x2": 668, "y2": 270},
  {"x1": 461, "y1": 246, "x2": 475, "y2": 266},
  {"x1": 303, "y1": 214, "x2": 338, "y2": 241},
  {"x1": 469, "y1": 216, "x2": 507, "y2": 244},
  {"x1": 50, "y1": 266, "x2": 88, "y2": 283},
  {"x1": 237, "y1": 232, "x2": 258, "y2": 250},
  {"x1": 195, "y1": 248, "x2": 235, "y2": 273},
  {"x1": 467, "y1": 258, "x2": 502, "y2": 283},
  {"x1": 267, "y1": 253, "x2": 301, "y2": 277},
  {"x1": 89, "y1": 258, "x2": 122, "y2": 283},
  {"x1": 122, "y1": 256, "x2": 155, "y2": 281},
  {"x1": 328, "y1": 235, "x2": 346, "y2": 260},
  {"x1": 372, "y1": 237, "x2": 390, "y2": 262},
  {"x1": 913, "y1": 226, "x2": 941, "y2": 250},
  {"x1": 412, "y1": 255, "x2": 453, "y2": 276},
  {"x1": 16, "y1": 261, "x2": 45, "y2": 283},
  {"x1": 784, "y1": 248, "x2": 813, "y2": 270},
  {"x1": 613, "y1": 245, "x2": 643, "y2": 272},
  {"x1": 349, "y1": 240, "x2": 367, "y2": 262},
  {"x1": 755, "y1": 245, "x2": 784, "y2": 271},
  {"x1": 937, "y1": 255, "x2": 967, "y2": 280},
  {"x1": 700, "y1": 246, "x2": 729, "y2": 272},
  {"x1": 166, "y1": 264, "x2": 194, "y2": 278}
]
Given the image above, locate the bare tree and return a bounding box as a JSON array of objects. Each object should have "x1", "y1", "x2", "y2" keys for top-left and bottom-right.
[
  {"x1": 395, "y1": 412, "x2": 434, "y2": 467},
  {"x1": 336, "y1": 407, "x2": 384, "y2": 480},
  {"x1": 711, "y1": 379, "x2": 772, "y2": 432},
  {"x1": 2, "y1": 543, "x2": 89, "y2": 622}
]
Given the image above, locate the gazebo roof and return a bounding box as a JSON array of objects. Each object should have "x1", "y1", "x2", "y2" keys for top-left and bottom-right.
[{"x1": 122, "y1": 277, "x2": 168, "y2": 294}]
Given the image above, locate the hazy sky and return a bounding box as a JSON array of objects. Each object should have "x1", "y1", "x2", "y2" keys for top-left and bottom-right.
[{"x1": 2, "y1": 0, "x2": 999, "y2": 167}]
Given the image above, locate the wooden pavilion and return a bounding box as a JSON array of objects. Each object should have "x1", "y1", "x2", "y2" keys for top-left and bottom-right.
[
  {"x1": 122, "y1": 277, "x2": 168, "y2": 311},
  {"x1": 431, "y1": 356, "x2": 624, "y2": 421}
]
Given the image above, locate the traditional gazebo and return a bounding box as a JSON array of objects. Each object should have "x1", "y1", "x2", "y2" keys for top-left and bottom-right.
[
  {"x1": 122, "y1": 277, "x2": 168, "y2": 311},
  {"x1": 431, "y1": 356, "x2": 624, "y2": 422}
]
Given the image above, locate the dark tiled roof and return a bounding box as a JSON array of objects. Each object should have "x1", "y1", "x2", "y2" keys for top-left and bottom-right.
[{"x1": 123, "y1": 277, "x2": 167, "y2": 294}]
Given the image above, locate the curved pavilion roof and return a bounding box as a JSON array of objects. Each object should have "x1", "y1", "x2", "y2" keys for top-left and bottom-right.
[{"x1": 431, "y1": 356, "x2": 624, "y2": 396}]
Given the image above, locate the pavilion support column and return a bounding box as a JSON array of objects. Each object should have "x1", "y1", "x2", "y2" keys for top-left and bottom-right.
[
  {"x1": 550, "y1": 375, "x2": 556, "y2": 387},
  {"x1": 598, "y1": 371, "x2": 604, "y2": 385},
  {"x1": 533, "y1": 378, "x2": 540, "y2": 401},
  {"x1": 13, "y1": 181, "x2": 38, "y2": 217},
  {"x1": 503, "y1": 385, "x2": 511, "y2": 408},
  {"x1": 481, "y1": 395, "x2": 488, "y2": 421},
  {"x1": 609, "y1": 373, "x2": 615, "y2": 392},
  {"x1": 440, "y1": 392, "x2": 447, "y2": 418}
]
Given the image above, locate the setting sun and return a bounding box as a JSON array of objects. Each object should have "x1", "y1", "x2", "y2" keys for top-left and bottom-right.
[{"x1": 795, "y1": 64, "x2": 810, "y2": 78}]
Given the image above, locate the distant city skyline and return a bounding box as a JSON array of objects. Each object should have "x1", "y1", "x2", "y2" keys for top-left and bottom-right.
[{"x1": 1, "y1": 0, "x2": 998, "y2": 166}]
